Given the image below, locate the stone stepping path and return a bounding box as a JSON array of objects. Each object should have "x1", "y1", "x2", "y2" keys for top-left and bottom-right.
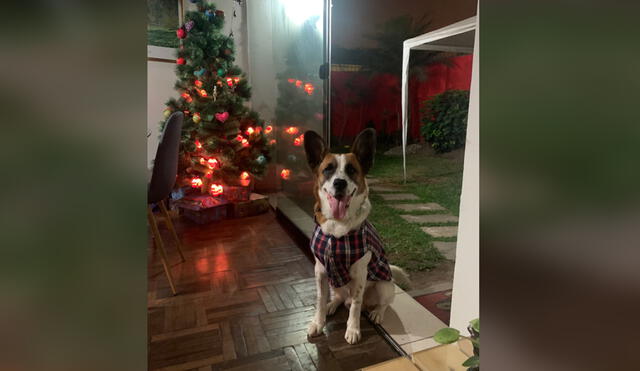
[
  {"x1": 367, "y1": 176, "x2": 459, "y2": 261},
  {"x1": 391, "y1": 203, "x2": 445, "y2": 212},
  {"x1": 379, "y1": 193, "x2": 420, "y2": 201},
  {"x1": 400, "y1": 214, "x2": 458, "y2": 224},
  {"x1": 433, "y1": 242, "x2": 457, "y2": 261},
  {"x1": 421, "y1": 226, "x2": 458, "y2": 238}
]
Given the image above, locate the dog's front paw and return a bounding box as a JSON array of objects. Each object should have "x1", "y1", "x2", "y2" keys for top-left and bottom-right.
[
  {"x1": 344, "y1": 326, "x2": 361, "y2": 344},
  {"x1": 307, "y1": 321, "x2": 325, "y2": 337},
  {"x1": 368, "y1": 308, "x2": 385, "y2": 324}
]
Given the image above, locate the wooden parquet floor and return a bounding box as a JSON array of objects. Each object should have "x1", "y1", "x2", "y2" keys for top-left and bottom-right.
[{"x1": 148, "y1": 211, "x2": 399, "y2": 371}]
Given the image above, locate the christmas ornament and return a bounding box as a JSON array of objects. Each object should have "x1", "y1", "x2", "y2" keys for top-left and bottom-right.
[
  {"x1": 285, "y1": 126, "x2": 299, "y2": 135},
  {"x1": 264, "y1": 125, "x2": 273, "y2": 134},
  {"x1": 215, "y1": 112, "x2": 229, "y2": 122},
  {"x1": 257, "y1": 155, "x2": 266, "y2": 164},
  {"x1": 194, "y1": 68, "x2": 206, "y2": 77},
  {"x1": 176, "y1": 27, "x2": 187, "y2": 39},
  {"x1": 191, "y1": 177, "x2": 203, "y2": 188},
  {"x1": 176, "y1": 57, "x2": 186, "y2": 65},
  {"x1": 212, "y1": 85, "x2": 218, "y2": 101},
  {"x1": 215, "y1": 10, "x2": 224, "y2": 17},
  {"x1": 217, "y1": 68, "x2": 225, "y2": 76},
  {"x1": 193, "y1": 113, "x2": 201, "y2": 123},
  {"x1": 280, "y1": 169, "x2": 291, "y2": 180},
  {"x1": 288, "y1": 154, "x2": 297, "y2": 162},
  {"x1": 163, "y1": 108, "x2": 172, "y2": 118},
  {"x1": 185, "y1": 20, "x2": 195, "y2": 32},
  {"x1": 194, "y1": 80, "x2": 203, "y2": 88},
  {"x1": 205, "y1": 9, "x2": 215, "y2": 20},
  {"x1": 210, "y1": 184, "x2": 224, "y2": 196}
]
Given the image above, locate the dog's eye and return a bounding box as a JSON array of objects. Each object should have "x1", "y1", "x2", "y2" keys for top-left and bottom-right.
[
  {"x1": 345, "y1": 164, "x2": 357, "y2": 175},
  {"x1": 322, "y1": 163, "x2": 335, "y2": 177}
]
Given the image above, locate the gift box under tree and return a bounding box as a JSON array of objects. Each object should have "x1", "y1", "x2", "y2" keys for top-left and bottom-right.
[
  {"x1": 230, "y1": 193, "x2": 270, "y2": 218},
  {"x1": 175, "y1": 194, "x2": 228, "y2": 224}
]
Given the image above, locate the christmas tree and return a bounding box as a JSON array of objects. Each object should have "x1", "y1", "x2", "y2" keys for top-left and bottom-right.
[{"x1": 162, "y1": 1, "x2": 272, "y2": 197}]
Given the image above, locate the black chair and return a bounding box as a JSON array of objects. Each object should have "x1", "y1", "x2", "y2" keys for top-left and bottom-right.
[{"x1": 148, "y1": 111, "x2": 186, "y2": 295}]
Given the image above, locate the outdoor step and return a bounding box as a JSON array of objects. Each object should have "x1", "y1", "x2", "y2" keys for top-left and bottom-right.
[
  {"x1": 366, "y1": 177, "x2": 380, "y2": 185},
  {"x1": 400, "y1": 214, "x2": 458, "y2": 224},
  {"x1": 379, "y1": 193, "x2": 420, "y2": 201},
  {"x1": 369, "y1": 185, "x2": 405, "y2": 193},
  {"x1": 421, "y1": 226, "x2": 458, "y2": 238},
  {"x1": 433, "y1": 241, "x2": 457, "y2": 261},
  {"x1": 390, "y1": 203, "x2": 446, "y2": 212}
]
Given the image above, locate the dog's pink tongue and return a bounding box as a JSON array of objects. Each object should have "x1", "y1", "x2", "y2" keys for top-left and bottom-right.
[{"x1": 328, "y1": 196, "x2": 348, "y2": 219}]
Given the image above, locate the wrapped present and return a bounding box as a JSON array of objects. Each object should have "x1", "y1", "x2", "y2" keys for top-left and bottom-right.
[
  {"x1": 225, "y1": 185, "x2": 252, "y2": 202},
  {"x1": 231, "y1": 193, "x2": 270, "y2": 218},
  {"x1": 175, "y1": 196, "x2": 228, "y2": 224}
]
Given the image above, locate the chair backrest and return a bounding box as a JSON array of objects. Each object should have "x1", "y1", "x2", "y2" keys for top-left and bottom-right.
[{"x1": 148, "y1": 112, "x2": 183, "y2": 204}]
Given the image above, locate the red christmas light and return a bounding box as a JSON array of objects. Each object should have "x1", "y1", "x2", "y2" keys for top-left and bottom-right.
[
  {"x1": 295, "y1": 80, "x2": 302, "y2": 87},
  {"x1": 245, "y1": 127, "x2": 254, "y2": 135},
  {"x1": 210, "y1": 184, "x2": 224, "y2": 196},
  {"x1": 181, "y1": 92, "x2": 191, "y2": 101},
  {"x1": 304, "y1": 83, "x2": 315, "y2": 95},
  {"x1": 287, "y1": 78, "x2": 295, "y2": 83},
  {"x1": 280, "y1": 169, "x2": 291, "y2": 180},
  {"x1": 176, "y1": 28, "x2": 186, "y2": 39},
  {"x1": 236, "y1": 134, "x2": 244, "y2": 142},
  {"x1": 239, "y1": 171, "x2": 250, "y2": 186},
  {"x1": 241, "y1": 138, "x2": 249, "y2": 147},
  {"x1": 205, "y1": 172, "x2": 212, "y2": 179},
  {"x1": 207, "y1": 158, "x2": 219, "y2": 169},
  {"x1": 270, "y1": 139, "x2": 276, "y2": 145},
  {"x1": 176, "y1": 57, "x2": 186, "y2": 65},
  {"x1": 226, "y1": 77, "x2": 233, "y2": 87},
  {"x1": 195, "y1": 140, "x2": 202, "y2": 150},
  {"x1": 240, "y1": 171, "x2": 250, "y2": 180},
  {"x1": 198, "y1": 89, "x2": 208, "y2": 97},
  {"x1": 194, "y1": 80, "x2": 203, "y2": 88},
  {"x1": 265, "y1": 125, "x2": 273, "y2": 134},
  {"x1": 285, "y1": 126, "x2": 299, "y2": 135},
  {"x1": 193, "y1": 112, "x2": 201, "y2": 123},
  {"x1": 233, "y1": 77, "x2": 240, "y2": 84},
  {"x1": 191, "y1": 177, "x2": 203, "y2": 188},
  {"x1": 199, "y1": 157, "x2": 206, "y2": 165},
  {"x1": 293, "y1": 134, "x2": 304, "y2": 146}
]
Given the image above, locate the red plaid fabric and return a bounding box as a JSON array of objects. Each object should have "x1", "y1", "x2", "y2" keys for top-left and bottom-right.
[{"x1": 310, "y1": 220, "x2": 392, "y2": 288}]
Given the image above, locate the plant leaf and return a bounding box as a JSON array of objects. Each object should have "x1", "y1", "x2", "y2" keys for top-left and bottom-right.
[
  {"x1": 462, "y1": 355, "x2": 479, "y2": 367},
  {"x1": 469, "y1": 318, "x2": 479, "y2": 333},
  {"x1": 433, "y1": 327, "x2": 460, "y2": 344}
]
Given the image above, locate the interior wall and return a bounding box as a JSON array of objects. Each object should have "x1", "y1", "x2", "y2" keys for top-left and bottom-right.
[
  {"x1": 147, "y1": 0, "x2": 248, "y2": 169},
  {"x1": 450, "y1": 15, "x2": 479, "y2": 331}
]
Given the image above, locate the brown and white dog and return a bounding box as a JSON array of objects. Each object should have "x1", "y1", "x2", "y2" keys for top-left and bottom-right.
[{"x1": 303, "y1": 128, "x2": 410, "y2": 344}]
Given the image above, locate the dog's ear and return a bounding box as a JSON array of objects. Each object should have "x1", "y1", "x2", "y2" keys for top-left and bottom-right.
[
  {"x1": 304, "y1": 130, "x2": 326, "y2": 171},
  {"x1": 351, "y1": 128, "x2": 376, "y2": 175}
]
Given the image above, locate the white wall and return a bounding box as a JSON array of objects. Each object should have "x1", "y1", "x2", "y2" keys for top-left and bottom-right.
[
  {"x1": 449, "y1": 13, "x2": 479, "y2": 331},
  {"x1": 147, "y1": 0, "x2": 248, "y2": 169}
]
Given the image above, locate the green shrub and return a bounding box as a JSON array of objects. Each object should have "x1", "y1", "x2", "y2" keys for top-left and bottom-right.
[{"x1": 420, "y1": 90, "x2": 470, "y2": 153}]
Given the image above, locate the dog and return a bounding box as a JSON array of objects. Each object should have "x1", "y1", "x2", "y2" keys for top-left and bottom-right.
[{"x1": 303, "y1": 128, "x2": 410, "y2": 344}]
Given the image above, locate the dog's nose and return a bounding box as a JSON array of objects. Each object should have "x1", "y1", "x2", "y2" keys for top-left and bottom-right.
[{"x1": 333, "y1": 178, "x2": 347, "y2": 192}]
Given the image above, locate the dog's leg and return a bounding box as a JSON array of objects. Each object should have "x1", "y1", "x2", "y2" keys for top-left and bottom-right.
[
  {"x1": 327, "y1": 287, "x2": 346, "y2": 316},
  {"x1": 368, "y1": 280, "x2": 395, "y2": 324},
  {"x1": 345, "y1": 251, "x2": 372, "y2": 344},
  {"x1": 307, "y1": 259, "x2": 329, "y2": 337}
]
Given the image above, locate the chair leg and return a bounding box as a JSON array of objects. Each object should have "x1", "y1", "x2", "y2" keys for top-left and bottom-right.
[
  {"x1": 148, "y1": 205, "x2": 177, "y2": 295},
  {"x1": 159, "y1": 199, "x2": 186, "y2": 262}
]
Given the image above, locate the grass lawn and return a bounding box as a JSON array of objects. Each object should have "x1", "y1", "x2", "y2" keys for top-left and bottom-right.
[
  {"x1": 148, "y1": 26, "x2": 179, "y2": 48},
  {"x1": 367, "y1": 150, "x2": 464, "y2": 272}
]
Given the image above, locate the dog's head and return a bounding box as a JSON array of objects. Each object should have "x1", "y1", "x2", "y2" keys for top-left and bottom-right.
[{"x1": 303, "y1": 129, "x2": 376, "y2": 222}]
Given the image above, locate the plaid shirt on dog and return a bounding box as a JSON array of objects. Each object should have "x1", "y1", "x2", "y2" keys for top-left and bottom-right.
[{"x1": 310, "y1": 220, "x2": 392, "y2": 288}]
